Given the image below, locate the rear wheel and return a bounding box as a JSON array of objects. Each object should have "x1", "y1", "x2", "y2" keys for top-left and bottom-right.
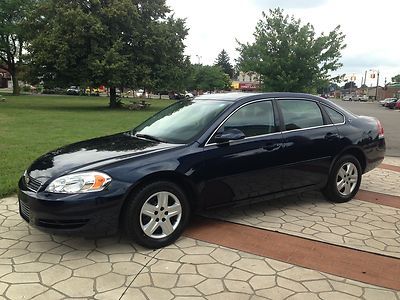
[
  {"x1": 123, "y1": 181, "x2": 190, "y2": 248},
  {"x1": 323, "y1": 155, "x2": 362, "y2": 203}
]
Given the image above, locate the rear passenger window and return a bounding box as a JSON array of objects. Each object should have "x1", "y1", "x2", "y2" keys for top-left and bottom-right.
[
  {"x1": 324, "y1": 106, "x2": 345, "y2": 124},
  {"x1": 279, "y1": 100, "x2": 324, "y2": 131},
  {"x1": 222, "y1": 101, "x2": 276, "y2": 137}
]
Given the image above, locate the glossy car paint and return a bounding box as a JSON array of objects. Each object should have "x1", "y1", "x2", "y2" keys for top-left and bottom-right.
[{"x1": 18, "y1": 92, "x2": 386, "y2": 236}]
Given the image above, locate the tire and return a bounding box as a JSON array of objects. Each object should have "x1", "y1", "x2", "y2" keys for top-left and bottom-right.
[
  {"x1": 123, "y1": 181, "x2": 190, "y2": 248},
  {"x1": 323, "y1": 155, "x2": 362, "y2": 203}
]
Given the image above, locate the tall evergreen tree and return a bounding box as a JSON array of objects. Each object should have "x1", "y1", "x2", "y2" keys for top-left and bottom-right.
[{"x1": 214, "y1": 49, "x2": 234, "y2": 79}]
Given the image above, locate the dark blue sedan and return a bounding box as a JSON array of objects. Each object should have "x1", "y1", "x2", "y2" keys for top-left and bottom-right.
[{"x1": 19, "y1": 92, "x2": 385, "y2": 248}]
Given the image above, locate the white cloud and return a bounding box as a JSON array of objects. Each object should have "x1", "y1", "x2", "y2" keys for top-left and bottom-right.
[{"x1": 167, "y1": 0, "x2": 400, "y2": 86}]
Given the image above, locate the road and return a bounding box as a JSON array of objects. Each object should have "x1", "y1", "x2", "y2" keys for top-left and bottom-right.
[{"x1": 331, "y1": 99, "x2": 400, "y2": 157}]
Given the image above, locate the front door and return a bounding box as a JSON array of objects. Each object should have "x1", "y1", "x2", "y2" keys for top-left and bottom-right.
[{"x1": 199, "y1": 100, "x2": 284, "y2": 208}]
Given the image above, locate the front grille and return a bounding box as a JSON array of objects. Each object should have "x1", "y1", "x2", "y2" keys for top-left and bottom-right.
[
  {"x1": 19, "y1": 200, "x2": 30, "y2": 221},
  {"x1": 37, "y1": 218, "x2": 89, "y2": 229},
  {"x1": 26, "y1": 176, "x2": 42, "y2": 192}
]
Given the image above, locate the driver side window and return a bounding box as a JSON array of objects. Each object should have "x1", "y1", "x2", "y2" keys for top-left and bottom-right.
[{"x1": 212, "y1": 100, "x2": 277, "y2": 142}]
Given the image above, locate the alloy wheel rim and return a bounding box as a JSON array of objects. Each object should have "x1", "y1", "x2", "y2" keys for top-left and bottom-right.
[
  {"x1": 336, "y1": 162, "x2": 358, "y2": 196},
  {"x1": 140, "y1": 191, "x2": 182, "y2": 239}
]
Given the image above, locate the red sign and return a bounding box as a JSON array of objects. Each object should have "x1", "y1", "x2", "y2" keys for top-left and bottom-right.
[{"x1": 239, "y1": 82, "x2": 257, "y2": 90}]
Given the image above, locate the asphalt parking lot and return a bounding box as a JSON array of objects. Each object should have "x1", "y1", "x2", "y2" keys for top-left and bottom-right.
[{"x1": 331, "y1": 99, "x2": 400, "y2": 157}]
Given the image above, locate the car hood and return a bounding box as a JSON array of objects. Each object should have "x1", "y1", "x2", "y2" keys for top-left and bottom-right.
[{"x1": 27, "y1": 132, "x2": 178, "y2": 182}]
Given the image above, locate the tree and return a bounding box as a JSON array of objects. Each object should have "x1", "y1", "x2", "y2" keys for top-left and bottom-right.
[
  {"x1": 214, "y1": 49, "x2": 234, "y2": 78},
  {"x1": 27, "y1": 0, "x2": 187, "y2": 108},
  {"x1": 392, "y1": 74, "x2": 400, "y2": 83},
  {"x1": 237, "y1": 8, "x2": 346, "y2": 93},
  {"x1": 0, "y1": 0, "x2": 33, "y2": 95},
  {"x1": 187, "y1": 65, "x2": 231, "y2": 92},
  {"x1": 343, "y1": 81, "x2": 357, "y2": 89},
  {"x1": 137, "y1": 17, "x2": 189, "y2": 95}
]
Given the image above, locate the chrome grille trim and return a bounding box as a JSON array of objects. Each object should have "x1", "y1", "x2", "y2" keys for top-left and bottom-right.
[
  {"x1": 19, "y1": 200, "x2": 30, "y2": 220},
  {"x1": 26, "y1": 176, "x2": 42, "y2": 192}
]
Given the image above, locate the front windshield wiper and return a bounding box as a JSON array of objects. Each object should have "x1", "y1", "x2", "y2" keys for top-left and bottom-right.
[{"x1": 135, "y1": 133, "x2": 165, "y2": 143}]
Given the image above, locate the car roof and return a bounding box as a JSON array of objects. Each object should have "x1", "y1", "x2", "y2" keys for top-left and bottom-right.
[{"x1": 195, "y1": 92, "x2": 321, "y2": 102}]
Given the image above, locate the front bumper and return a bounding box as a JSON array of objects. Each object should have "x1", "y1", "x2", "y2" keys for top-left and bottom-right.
[{"x1": 18, "y1": 177, "x2": 129, "y2": 237}]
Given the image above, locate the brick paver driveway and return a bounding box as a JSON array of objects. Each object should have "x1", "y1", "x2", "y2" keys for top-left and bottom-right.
[{"x1": 0, "y1": 158, "x2": 399, "y2": 299}]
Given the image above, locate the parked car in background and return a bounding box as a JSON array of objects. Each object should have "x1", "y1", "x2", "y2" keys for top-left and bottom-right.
[
  {"x1": 66, "y1": 86, "x2": 81, "y2": 95},
  {"x1": 387, "y1": 99, "x2": 400, "y2": 109},
  {"x1": 380, "y1": 98, "x2": 397, "y2": 106},
  {"x1": 358, "y1": 95, "x2": 368, "y2": 102},
  {"x1": 342, "y1": 95, "x2": 353, "y2": 101},
  {"x1": 343, "y1": 94, "x2": 367, "y2": 101},
  {"x1": 135, "y1": 89, "x2": 148, "y2": 98},
  {"x1": 184, "y1": 91, "x2": 194, "y2": 99},
  {"x1": 18, "y1": 92, "x2": 386, "y2": 248},
  {"x1": 395, "y1": 101, "x2": 400, "y2": 110},
  {"x1": 384, "y1": 98, "x2": 398, "y2": 108},
  {"x1": 84, "y1": 87, "x2": 100, "y2": 96},
  {"x1": 168, "y1": 91, "x2": 194, "y2": 100}
]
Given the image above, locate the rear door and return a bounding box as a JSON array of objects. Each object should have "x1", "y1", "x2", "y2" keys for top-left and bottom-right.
[{"x1": 277, "y1": 98, "x2": 341, "y2": 190}]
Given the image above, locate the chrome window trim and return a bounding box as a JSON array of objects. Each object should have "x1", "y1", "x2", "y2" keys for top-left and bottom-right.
[
  {"x1": 204, "y1": 97, "x2": 346, "y2": 147},
  {"x1": 204, "y1": 99, "x2": 276, "y2": 147},
  {"x1": 206, "y1": 131, "x2": 282, "y2": 147},
  {"x1": 275, "y1": 97, "x2": 346, "y2": 131},
  {"x1": 320, "y1": 103, "x2": 346, "y2": 125},
  {"x1": 281, "y1": 123, "x2": 335, "y2": 134}
]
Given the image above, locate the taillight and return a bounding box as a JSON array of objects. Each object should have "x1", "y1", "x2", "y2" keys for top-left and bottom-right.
[{"x1": 376, "y1": 119, "x2": 384, "y2": 138}]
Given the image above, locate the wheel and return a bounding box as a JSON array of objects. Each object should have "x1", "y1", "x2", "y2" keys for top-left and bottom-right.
[
  {"x1": 123, "y1": 181, "x2": 190, "y2": 248},
  {"x1": 323, "y1": 155, "x2": 362, "y2": 203}
]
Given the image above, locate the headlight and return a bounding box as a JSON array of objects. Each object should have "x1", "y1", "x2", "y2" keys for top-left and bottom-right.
[{"x1": 46, "y1": 171, "x2": 111, "y2": 194}]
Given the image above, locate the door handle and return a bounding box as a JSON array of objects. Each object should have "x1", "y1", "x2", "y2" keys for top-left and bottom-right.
[
  {"x1": 263, "y1": 143, "x2": 282, "y2": 152},
  {"x1": 325, "y1": 132, "x2": 339, "y2": 140}
]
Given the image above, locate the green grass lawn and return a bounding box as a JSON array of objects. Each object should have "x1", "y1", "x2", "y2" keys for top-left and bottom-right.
[{"x1": 0, "y1": 93, "x2": 173, "y2": 197}]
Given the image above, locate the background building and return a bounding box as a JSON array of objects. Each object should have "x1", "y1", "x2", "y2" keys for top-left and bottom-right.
[
  {"x1": 0, "y1": 67, "x2": 11, "y2": 88},
  {"x1": 231, "y1": 71, "x2": 260, "y2": 91}
]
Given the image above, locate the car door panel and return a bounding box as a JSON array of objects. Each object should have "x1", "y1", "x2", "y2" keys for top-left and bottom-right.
[
  {"x1": 280, "y1": 126, "x2": 340, "y2": 190},
  {"x1": 276, "y1": 98, "x2": 341, "y2": 190},
  {"x1": 198, "y1": 100, "x2": 284, "y2": 208},
  {"x1": 200, "y1": 134, "x2": 284, "y2": 208}
]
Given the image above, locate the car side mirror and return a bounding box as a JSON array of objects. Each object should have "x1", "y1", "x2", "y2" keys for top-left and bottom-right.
[{"x1": 214, "y1": 128, "x2": 246, "y2": 144}]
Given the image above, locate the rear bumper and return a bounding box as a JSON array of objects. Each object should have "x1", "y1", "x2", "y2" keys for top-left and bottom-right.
[
  {"x1": 364, "y1": 138, "x2": 386, "y2": 173},
  {"x1": 18, "y1": 177, "x2": 128, "y2": 237}
]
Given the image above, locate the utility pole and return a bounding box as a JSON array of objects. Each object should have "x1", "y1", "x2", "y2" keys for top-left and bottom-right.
[
  {"x1": 375, "y1": 71, "x2": 380, "y2": 101},
  {"x1": 370, "y1": 69, "x2": 380, "y2": 101},
  {"x1": 364, "y1": 70, "x2": 367, "y2": 85}
]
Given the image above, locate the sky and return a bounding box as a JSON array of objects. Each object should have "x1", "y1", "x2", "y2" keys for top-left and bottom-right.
[{"x1": 166, "y1": 0, "x2": 400, "y2": 87}]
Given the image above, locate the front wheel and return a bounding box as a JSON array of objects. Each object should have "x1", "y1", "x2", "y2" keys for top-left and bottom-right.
[
  {"x1": 323, "y1": 155, "x2": 362, "y2": 203},
  {"x1": 123, "y1": 181, "x2": 190, "y2": 248}
]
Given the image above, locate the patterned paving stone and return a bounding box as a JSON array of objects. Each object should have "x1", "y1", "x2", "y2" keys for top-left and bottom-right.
[
  {"x1": 125, "y1": 238, "x2": 399, "y2": 300},
  {"x1": 361, "y1": 168, "x2": 400, "y2": 197},
  {"x1": 204, "y1": 190, "x2": 400, "y2": 258},
  {"x1": 0, "y1": 197, "x2": 158, "y2": 299},
  {"x1": 383, "y1": 156, "x2": 400, "y2": 167}
]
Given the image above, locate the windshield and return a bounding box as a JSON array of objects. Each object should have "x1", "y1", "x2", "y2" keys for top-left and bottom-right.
[{"x1": 133, "y1": 100, "x2": 231, "y2": 144}]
